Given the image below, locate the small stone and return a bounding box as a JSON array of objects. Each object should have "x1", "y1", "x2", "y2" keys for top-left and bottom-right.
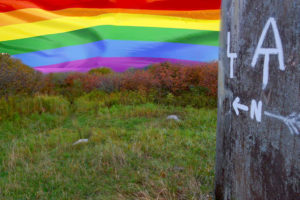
[
  {"x1": 167, "y1": 115, "x2": 180, "y2": 121},
  {"x1": 73, "y1": 139, "x2": 89, "y2": 146},
  {"x1": 173, "y1": 166, "x2": 185, "y2": 172}
]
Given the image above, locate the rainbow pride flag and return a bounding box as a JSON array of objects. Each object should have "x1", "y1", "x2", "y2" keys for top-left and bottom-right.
[{"x1": 0, "y1": 0, "x2": 221, "y2": 73}]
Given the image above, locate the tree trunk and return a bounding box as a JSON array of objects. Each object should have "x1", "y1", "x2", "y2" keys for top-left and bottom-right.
[{"x1": 215, "y1": 1, "x2": 300, "y2": 200}]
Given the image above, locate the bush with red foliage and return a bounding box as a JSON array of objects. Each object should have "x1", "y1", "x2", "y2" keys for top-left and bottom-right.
[
  {"x1": 64, "y1": 73, "x2": 100, "y2": 92},
  {"x1": 40, "y1": 73, "x2": 68, "y2": 95},
  {"x1": 198, "y1": 62, "x2": 218, "y2": 97},
  {"x1": 56, "y1": 62, "x2": 218, "y2": 98},
  {"x1": 120, "y1": 70, "x2": 159, "y2": 92},
  {"x1": 184, "y1": 62, "x2": 218, "y2": 97},
  {"x1": 1, "y1": 55, "x2": 218, "y2": 107},
  {"x1": 148, "y1": 62, "x2": 189, "y2": 94},
  {"x1": 148, "y1": 62, "x2": 218, "y2": 96}
]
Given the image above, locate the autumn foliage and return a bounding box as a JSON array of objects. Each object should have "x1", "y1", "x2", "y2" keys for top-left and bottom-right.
[
  {"x1": 148, "y1": 62, "x2": 218, "y2": 96},
  {"x1": 0, "y1": 54, "x2": 218, "y2": 107},
  {"x1": 0, "y1": 54, "x2": 43, "y2": 97}
]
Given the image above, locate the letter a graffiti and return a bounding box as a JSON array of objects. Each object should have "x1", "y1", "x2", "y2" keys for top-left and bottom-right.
[{"x1": 251, "y1": 17, "x2": 285, "y2": 90}]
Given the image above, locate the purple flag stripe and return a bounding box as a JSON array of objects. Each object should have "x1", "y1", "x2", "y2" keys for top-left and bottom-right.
[{"x1": 34, "y1": 57, "x2": 202, "y2": 73}]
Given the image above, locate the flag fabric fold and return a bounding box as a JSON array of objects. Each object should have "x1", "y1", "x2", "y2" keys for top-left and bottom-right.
[{"x1": 0, "y1": 0, "x2": 221, "y2": 73}]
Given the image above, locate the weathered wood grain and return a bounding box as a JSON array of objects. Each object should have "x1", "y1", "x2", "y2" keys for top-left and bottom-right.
[{"x1": 215, "y1": 1, "x2": 300, "y2": 199}]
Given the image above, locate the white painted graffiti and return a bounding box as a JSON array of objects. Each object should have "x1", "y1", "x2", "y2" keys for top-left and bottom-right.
[
  {"x1": 227, "y1": 18, "x2": 286, "y2": 89},
  {"x1": 233, "y1": 97, "x2": 249, "y2": 115},
  {"x1": 251, "y1": 17, "x2": 285, "y2": 90},
  {"x1": 264, "y1": 111, "x2": 300, "y2": 135},
  {"x1": 227, "y1": 32, "x2": 237, "y2": 78},
  {"x1": 233, "y1": 97, "x2": 262, "y2": 122},
  {"x1": 232, "y1": 97, "x2": 299, "y2": 134},
  {"x1": 228, "y1": 17, "x2": 298, "y2": 136},
  {"x1": 250, "y1": 100, "x2": 263, "y2": 122}
]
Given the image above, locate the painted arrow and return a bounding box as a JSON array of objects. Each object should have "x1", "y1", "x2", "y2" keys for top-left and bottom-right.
[
  {"x1": 265, "y1": 111, "x2": 300, "y2": 135},
  {"x1": 233, "y1": 97, "x2": 249, "y2": 115}
]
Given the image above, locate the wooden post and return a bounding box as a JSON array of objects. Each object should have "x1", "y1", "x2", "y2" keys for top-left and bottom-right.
[{"x1": 215, "y1": 1, "x2": 300, "y2": 200}]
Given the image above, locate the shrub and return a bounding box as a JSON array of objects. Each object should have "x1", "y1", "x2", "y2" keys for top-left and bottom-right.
[
  {"x1": 41, "y1": 73, "x2": 69, "y2": 95},
  {"x1": 0, "y1": 56, "x2": 218, "y2": 109},
  {"x1": 0, "y1": 54, "x2": 43, "y2": 97},
  {"x1": 148, "y1": 62, "x2": 189, "y2": 94},
  {"x1": 64, "y1": 73, "x2": 100, "y2": 92},
  {"x1": 97, "y1": 74, "x2": 121, "y2": 93},
  {"x1": 184, "y1": 62, "x2": 218, "y2": 97},
  {"x1": 120, "y1": 71, "x2": 159, "y2": 92},
  {"x1": 193, "y1": 62, "x2": 218, "y2": 97},
  {"x1": 88, "y1": 67, "x2": 113, "y2": 76},
  {"x1": 57, "y1": 73, "x2": 100, "y2": 103}
]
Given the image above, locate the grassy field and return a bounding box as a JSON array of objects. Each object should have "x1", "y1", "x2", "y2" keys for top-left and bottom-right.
[{"x1": 0, "y1": 102, "x2": 217, "y2": 200}]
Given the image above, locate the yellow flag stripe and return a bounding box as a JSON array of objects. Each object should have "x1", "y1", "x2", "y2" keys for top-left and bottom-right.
[{"x1": 0, "y1": 13, "x2": 220, "y2": 42}]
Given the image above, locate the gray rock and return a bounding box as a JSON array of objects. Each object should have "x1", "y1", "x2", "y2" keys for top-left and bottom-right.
[
  {"x1": 72, "y1": 139, "x2": 89, "y2": 146},
  {"x1": 167, "y1": 115, "x2": 180, "y2": 121}
]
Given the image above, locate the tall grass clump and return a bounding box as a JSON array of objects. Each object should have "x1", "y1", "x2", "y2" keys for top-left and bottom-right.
[{"x1": 0, "y1": 95, "x2": 69, "y2": 120}]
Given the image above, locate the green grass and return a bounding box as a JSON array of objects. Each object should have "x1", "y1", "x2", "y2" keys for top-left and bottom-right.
[{"x1": 0, "y1": 103, "x2": 217, "y2": 200}]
